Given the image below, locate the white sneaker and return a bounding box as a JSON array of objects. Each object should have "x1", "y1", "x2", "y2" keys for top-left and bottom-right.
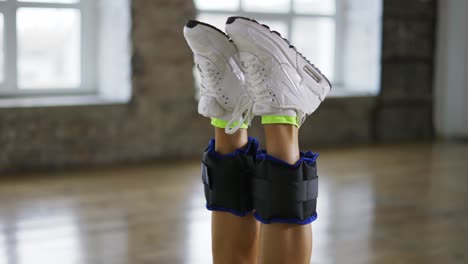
[
  {"x1": 183, "y1": 20, "x2": 247, "y2": 130},
  {"x1": 225, "y1": 16, "x2": 332, "y2": 128}
]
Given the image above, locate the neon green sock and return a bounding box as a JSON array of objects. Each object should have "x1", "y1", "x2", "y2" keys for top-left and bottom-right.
[
  {"x1": 261, "y1": 115, "x2": 300, "y2": 128},
  {"x1": 211, "y1": 118, "x2": 249, "y2": 129}
]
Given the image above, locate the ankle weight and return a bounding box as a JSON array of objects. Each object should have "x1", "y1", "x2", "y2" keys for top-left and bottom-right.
[
  {"x1": 201, "y1": 136, "x2": 258, "y2": 216},
  {"x1": 253, "y1": 150, "x2": 319, "y2": 224}
]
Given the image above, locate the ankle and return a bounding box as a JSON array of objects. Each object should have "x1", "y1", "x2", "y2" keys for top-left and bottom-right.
[
  {"x1": 214, "y1": 127, "x2": 248, "y2": 154},
  {"x1": 264, "y1": 124, "x2": 300, "y2": 164}
]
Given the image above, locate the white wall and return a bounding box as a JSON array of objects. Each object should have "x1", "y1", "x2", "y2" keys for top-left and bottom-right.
[{"x1": 435, "y1": 0, "x2": 468, "y2": 138}]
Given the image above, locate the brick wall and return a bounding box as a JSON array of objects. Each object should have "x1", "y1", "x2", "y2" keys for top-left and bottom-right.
[
  {"x1": 0, "y1": 0, "x2": 202, "y2": 172},
  {"x1": 0, "y1": 0, "x2": 438, "y2": 173},
  {"x1": 374, "y1": 0, "x2": 437, "y2": 141}
]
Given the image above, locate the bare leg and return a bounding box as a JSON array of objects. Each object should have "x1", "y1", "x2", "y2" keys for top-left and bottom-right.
[
  {"x1": 257, "y1": 124, "x2": 312, "y2": 264},
  {"x1": 211, "y1": 127, "x2": 260, "y2": 264}
]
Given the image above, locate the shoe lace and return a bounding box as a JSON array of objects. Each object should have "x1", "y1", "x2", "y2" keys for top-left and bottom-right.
[
  {"x1": 225, "y1": 52, "x2": 271, "y2": 134},
  {"x1": 195, "y1": 56, "x2": 222, "y2": 97},
  {"x1": 239, "y1": 52, "x2": 271, "y2": 102}
]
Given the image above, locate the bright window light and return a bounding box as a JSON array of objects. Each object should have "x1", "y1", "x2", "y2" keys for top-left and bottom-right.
[
  {"x1": 242, "y1": 0, "x2": 290, "y2": 13},
  {"x1": 294, "y1": 0, "x2": 335, "y2": 15},
  {"x1": 193, "y1": 0, "x2": 382, "y2": 97},
  {"x1": 18, "y1": 0, "x2": 79, "y2": 3},
  {"x1": 291, "y1": 17, "x2": 335, "y2": 81},
  {"x1": 0, "y1": 13, "x2": 4, "y2": 83},
  {"x1": 17, "y1": 8, "x2": 81, "y2": 89},
  {"x1": 194, "y1": 0, "x2": 239, "y2": 11},
  {"x1": 0, "y1": 0, "x2": 97, "y2": 97}
]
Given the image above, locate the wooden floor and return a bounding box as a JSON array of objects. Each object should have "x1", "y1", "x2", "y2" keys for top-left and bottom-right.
[{"x1": 0, "y1": 142, "x2": 467, "y2": 264}]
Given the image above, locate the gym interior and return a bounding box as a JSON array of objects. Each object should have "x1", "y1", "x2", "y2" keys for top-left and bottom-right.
[{"x1": 0, "y1": 0, "x2": 467, "y2": 263}]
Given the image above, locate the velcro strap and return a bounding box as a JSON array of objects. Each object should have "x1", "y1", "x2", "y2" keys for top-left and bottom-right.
[
  {"x1": 253, "y1": 177, "x2": 318, "y2": 202},
  {"x1": 201, "y1": 162, "x2": 210, "y2": 188}
]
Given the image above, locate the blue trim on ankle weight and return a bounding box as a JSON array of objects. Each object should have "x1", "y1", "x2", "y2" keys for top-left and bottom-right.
[
  {"x1": 206, "y1": 203, "x2": 251, "y2": 217},
  {"x1": 256, "y1": 150, "x2": 319, "y2": 168},
  {"x1": 207, "y1": 136, "x2": 259, "y2": 159},
  {"x1": 253, "y1": 212, "x2": 318, "y2": 225}
]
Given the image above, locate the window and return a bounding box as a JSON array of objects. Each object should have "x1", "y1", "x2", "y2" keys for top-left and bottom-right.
[
  {"x1": 0, "y1": 12, "x2": 4, "y2": 83},
  {"x1": 0, "y1": 0, "x2": 96, "y2": 96},
  {"x1": 194, "y1": 0, "x2": 382, "y2": 97}
]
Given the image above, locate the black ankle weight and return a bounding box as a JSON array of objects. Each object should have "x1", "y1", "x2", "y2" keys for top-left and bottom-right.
[
  {"x1": 253, "y1": 150, "x2": 319, "y2": 224},
  {"x1": 201, "y1": 136, "x2": 258, "y2": 216}
]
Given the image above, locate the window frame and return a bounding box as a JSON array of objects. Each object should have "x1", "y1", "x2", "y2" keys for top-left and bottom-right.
[
  {"x1": 0, "y1": 0, "x2": 97, "y2": 97},
  {"x1": 195, "y1": 0, "x2": 345, "y2": 88}
]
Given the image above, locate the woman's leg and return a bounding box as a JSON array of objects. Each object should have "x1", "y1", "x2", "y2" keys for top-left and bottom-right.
[
  {"x1": 257, "y1": 124, "x2": 312, "y2": 264},
  {"x1": 211, "y1": 127, "x2": 260, "y2": 264}
]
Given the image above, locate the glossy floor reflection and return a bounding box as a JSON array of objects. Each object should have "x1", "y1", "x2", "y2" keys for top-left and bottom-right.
[{"x1": 0, "y1": 142, "x2": 467, "y2": 264}]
